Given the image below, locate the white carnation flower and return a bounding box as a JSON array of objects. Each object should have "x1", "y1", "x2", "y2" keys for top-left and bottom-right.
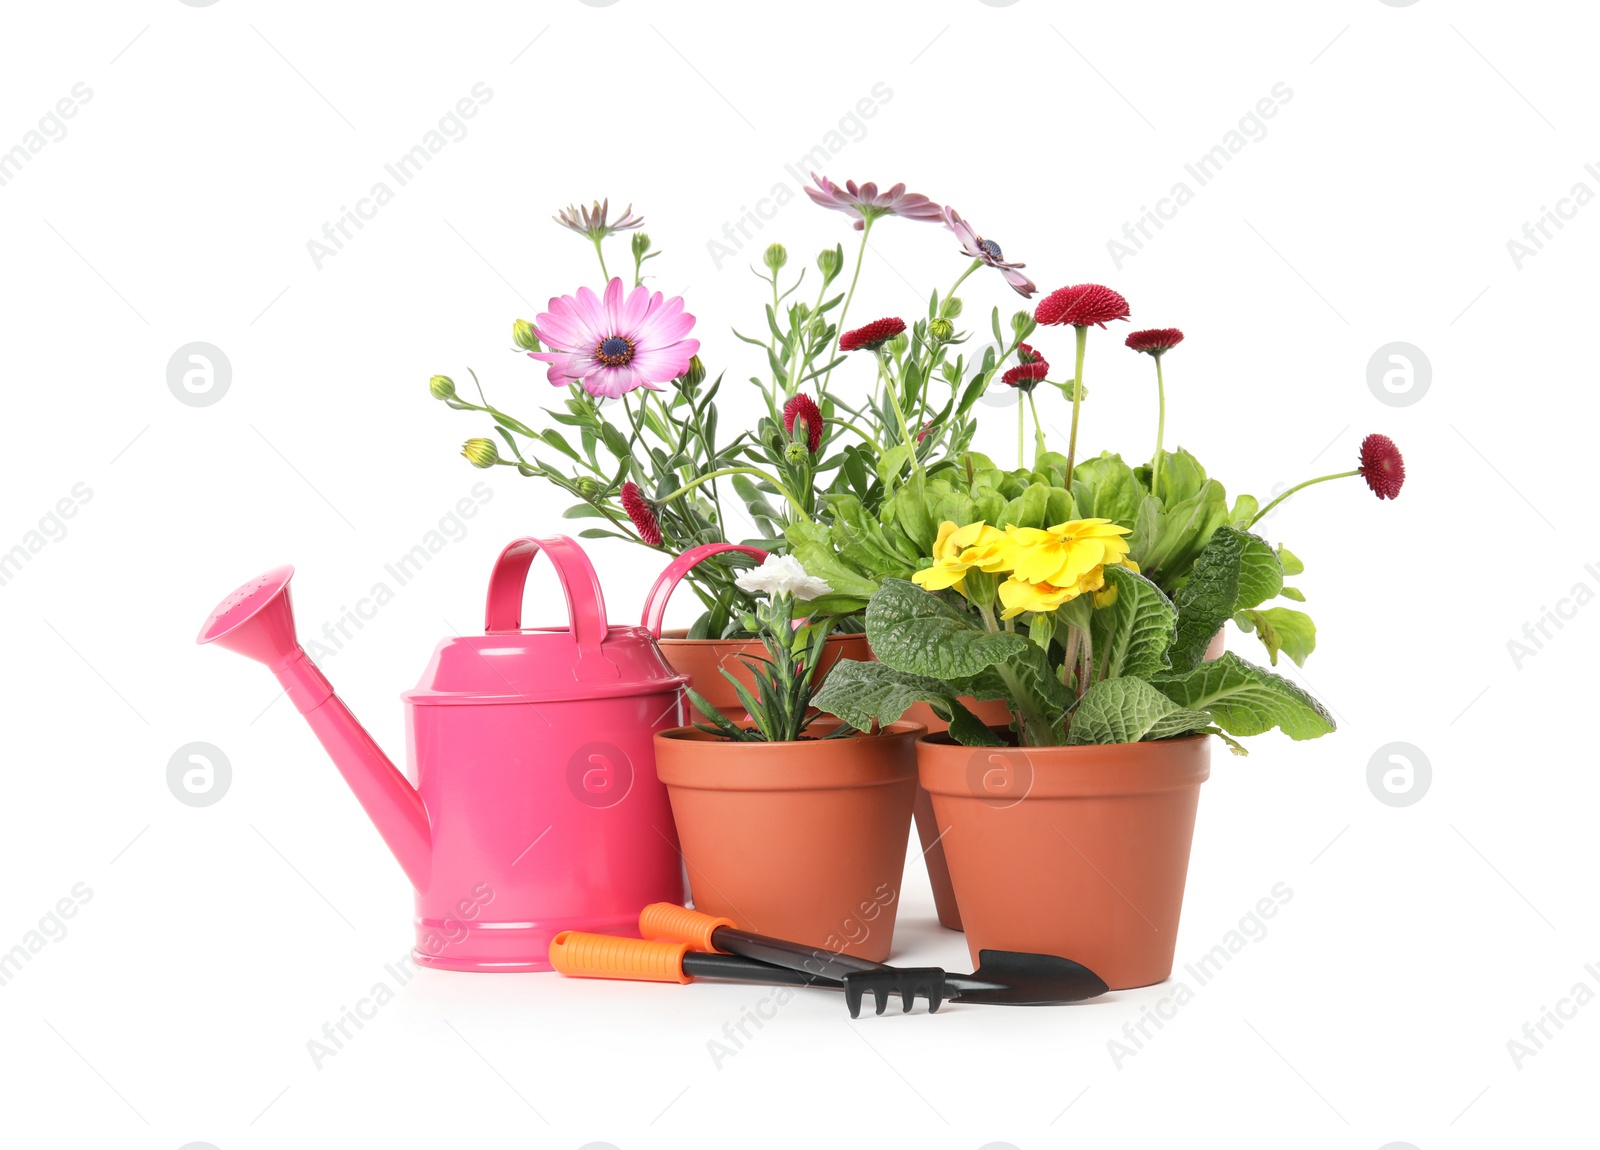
[{"x1": 734, "y1": 554, "x2": 833, "y2": 602}]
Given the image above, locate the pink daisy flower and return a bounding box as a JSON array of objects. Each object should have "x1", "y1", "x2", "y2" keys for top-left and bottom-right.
[
  {"x1": 529, "y1": 278, "x2": 699, "y2": 399},
  {"x1": 805, "y1": 174, "x2": 943, "y2": 230},
  {"x1": 942, "y1": 207, "x2": 1036, "y2": 297}
]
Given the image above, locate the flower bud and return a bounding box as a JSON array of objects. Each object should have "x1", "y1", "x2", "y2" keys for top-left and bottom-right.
[
  {"x1": 763, "y1": 243, "x2": 788, "y2": 273},
  {"x1": 632, "y1": 232, "x2": 652, "y2": 260},
  {"x1": 785, "y1": 441, "x2": 808, "y2": 466},
  {"x1": 512, "y1": 319, "x2": 539, "y2": 351},
  {"x1": 1010, "y1": 310, "x2": 1034, "y2": 339},
  {"x1": 574, "y1": 476, "x2": 603, "y2": 499},
  {"x1": 817, "y1": 245, "x2": 843, "y2": 282},
  {"x1": 928, "y1": 317, "x2": 955, "y2": 343},
  {"x1": 940, "y1": 296, "x2": 964, "y2": 319},
  {"x1": 429, "y1": 374, "x2": 457, "y2": 400},
  {"x1": 886, "y1": 331, "x2": 910, "y2": 357},
  {"x1": 461, "y1": 438, "x2": 499, "y2": 468},
  {"x1": 676, "y1": 354, "x2": 706, "y2": 390}
]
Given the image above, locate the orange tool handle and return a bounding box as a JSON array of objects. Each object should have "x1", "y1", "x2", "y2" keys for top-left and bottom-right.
[
  {"x1": 548, "y1": 930, "x2": 694, "y2": 983},
  {"x1": 639, "y1": 903, "x2": 736, "y2": 952}
]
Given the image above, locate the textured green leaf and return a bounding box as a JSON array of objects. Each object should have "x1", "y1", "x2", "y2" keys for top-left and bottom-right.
[
  {"x1": 998, "y1": 481, "x2": 1051, "y2": 530},
  {"x1": 1235, "y1": 532, "x2": 1285, "y2": 611},
  {"x1": 1070, "y1": 453, "x2": 1145, "y2": 528},
  {"x1": 1159, "y1": 448, "x2": 1209, "y2": 506},
  {"x1": 1145, "y1": 479, "x2": 1230, "y2": 576},
  {"x1": 1169, "y1": 527, "x2": 1282, "y2": 672},
  {"x1": 783, "y1": 520, "x2": 879, "y2": 612},
  {"x1": 1277, "y1": 545, "x2": 1305, "y2": 576},
  {"x1": 1240, "y1": 606, "x2": 1317, "y2": 667},
  {"x1": 1090, "y1": 566, "x2": 1178, "y2": 681},
  {"x1": 812, "y1": 660, "x2": 1004, "y2": 746},
  {"x1": 1067, "y1": 677, "x2": 1212, "y2": 745},
  {"x1": 865, "y1": 579, "x2": 1026, "y2": 679},
  {"x1": 1154, "y1": 652, "x2": 1335, "y2": 740},
  {"x1": 1229, "y1": 493, "x2": 1260, "y2": 528}
]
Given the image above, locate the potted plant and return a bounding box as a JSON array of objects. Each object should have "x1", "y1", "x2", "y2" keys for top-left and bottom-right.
[
  {"x1": 811, "y1": 281, "x2": 1406, "y2": 989},
  {"x1": 654, "y1": 555, "x2": 922, "y2": 963},
  {"x1": 428, "y1": 190, "x2": 1030, "y2": 712}
]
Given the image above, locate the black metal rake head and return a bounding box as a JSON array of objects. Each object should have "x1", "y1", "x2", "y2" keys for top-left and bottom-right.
[{"x1": 841, "y1": 967, "x2": 949, "y2": 1017}]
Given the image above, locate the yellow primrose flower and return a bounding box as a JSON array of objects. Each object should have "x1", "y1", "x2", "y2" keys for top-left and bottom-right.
[
  {"x1": 1001, "y1": 518, "x2": 1132, "y2": 588},
  {"x1": 912, "y1": 520, "x2": 1010, "y2": 593},
  {"x1": 997, "y1": 566, "x2": 1110, "y2": 620}
]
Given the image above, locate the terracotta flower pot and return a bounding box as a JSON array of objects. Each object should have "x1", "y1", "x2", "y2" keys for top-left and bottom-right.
[
  {"x1": 658, "y1": 632, "x2": 871, "y2": 720},
  {"x1": 892, "y1": 630, "x2": 1222, "y2": 936},
  {"x1": 654, "y1": 720, "x2": 922, "y2": 962},
  {"x1": 902, "y1": 696, "x2": 1013, "y2": 933},
  {"x1": 917, "y1": 732, "x2": 1210, "y2": 990}
]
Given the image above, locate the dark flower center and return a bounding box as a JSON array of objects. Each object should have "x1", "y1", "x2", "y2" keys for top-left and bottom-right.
[
  {"x1": 595, "y1": 335, "x2": 635, "y2": 366},
  {"x1": 978, "y1": 238, "x2": 1003, "y2": 261}
]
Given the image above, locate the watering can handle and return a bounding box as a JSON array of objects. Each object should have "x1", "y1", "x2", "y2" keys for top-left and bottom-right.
[
  {"x1": 484, "y1": 535, "x2": 618, "y2": 680},
  {"x1": 641, "y1": 542, "x2": 768, "y2": 638}
]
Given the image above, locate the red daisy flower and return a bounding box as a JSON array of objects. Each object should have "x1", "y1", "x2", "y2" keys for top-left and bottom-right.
[
  {"x1": 1034, "y1": 284, "x2": 1131, "y2": 329},
  {"x1": 1002, "y1": 360, "x2": 1049, "y2": 390},
  {"x1": 1017, "y1": 342, "x2": 1049, "y2": 370},
  {"x1": 838, "y1": 316, "x2": 907, "y2": 352},
  {"x1": 620, "y1": 481, "x2": 663, "y2": 545},
  {"x1": 1126, "y1": 327, "x2": 1185, "y2": 355},
  {"x1": 916, "y1": 419, "x2": 936, "y2": 443},
  {"x1": 1358, "y1": 434, "x2": 1405, "y2": 501},
  {"x1": 783, "y1": 393, "x2": 824, "y2": 454}
]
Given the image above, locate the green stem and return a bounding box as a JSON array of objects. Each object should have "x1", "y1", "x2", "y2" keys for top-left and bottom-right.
[
  {"x1": 1063, "y1": 325, "x2": 1089, "y2": 491},
  {"x1": 1017, "y1": 396, "x2": 1025, "y2": 468},
  {"x1": 878, "y1": 354, "x2": 923, "y2": 479},
  {"x1": 592, "y1": 238, "x2": 611, "y2": 282},
  {"x1": 1248, "y1": 469, "x2": 1361, "y2": 526},
  {"x1": 1152, "y1": 353, "x2": 1167, "y2": 502},
  {"x1": 822, "y1": 219, "x2": 873, "y2": 391},
  {"x1": 656, "y1": 466, "x2": 810, "y2": 520},
  {"x1": 945, "y1": 258, "x2": 982, "y2": 304},
  {"x1": 1025, "y1": 389, "x2": 1048, "y2": 468},
  {"x1": 995, "y1": 662, "x2": 1054, "y2": 748}
]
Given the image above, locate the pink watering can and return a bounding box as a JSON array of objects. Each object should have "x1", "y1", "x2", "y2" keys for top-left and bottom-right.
[{"x1": 197, "y1": 535, "x2": 688, "y2": 972}]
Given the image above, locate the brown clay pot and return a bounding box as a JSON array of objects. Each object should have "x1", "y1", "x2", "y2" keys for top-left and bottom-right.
[
  {"x1": 902, "y1": 695, "x2": 1013, "y2": 933},
  {"x1": 1203, "y1": 628, "x2": 1227, "y2": 662},
  {"x1": 653, "y1": 721, "x2": 922, "y2": 962},
  {"x1": 917, "y1": 731, "x2": 1210, "y2": 990},
  {"x1": 658, "y1": 632, "x2": 871, "y2": 719}
]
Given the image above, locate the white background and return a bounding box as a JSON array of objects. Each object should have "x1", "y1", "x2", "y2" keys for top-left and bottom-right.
[{"x1": 2, "y1": 1, "x2": 1595, "y2": 1147}]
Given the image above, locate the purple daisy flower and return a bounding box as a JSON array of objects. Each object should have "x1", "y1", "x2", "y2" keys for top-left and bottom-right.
[
  {"x1": 553, "y1": 199, "x2": 644, "y2": 242},
  {"x1": 529, "y1": 278, "x2": 699, "y2": 399},
  {"x1": 943, "y1": 207, "x2": 1037, "y2": 298},
  {"x1": 804, "y1": 174, "x2": 943, "y2": 230}
]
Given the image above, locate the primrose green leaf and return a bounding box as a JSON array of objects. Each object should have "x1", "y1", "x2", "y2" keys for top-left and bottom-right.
[
  {"x1": 1154, "y1": 651, "x2": 1335, "y2": 740},
  {"x1": 1168, "y1": 526, "x2": 1282, "y2": 672},
  {"x1": 1066, "y1": 677, "x2": 1213, "y2": 746},
  {"x1": 1229, "y1": 493, "x2": 1259, "y2": 528},
  {"x1": 1070, "y1": 453, "x2": 1145, "y2": 528},
  {"x1": 1159, "y1": 448, "x2": 1209, "y2": 506},
  {"x1": 1090, "y1": 566, "x2": 1177, "y2": 681},
  {"x1": 865, "y1": 579, "x2": 1027, "y2": 679},
  {"x1": 811, "y1": 660, "x2": 1004, "y2": 747},
  {"x1": 1239, "y1": 606, "x2": 1317, "y2": 667}
]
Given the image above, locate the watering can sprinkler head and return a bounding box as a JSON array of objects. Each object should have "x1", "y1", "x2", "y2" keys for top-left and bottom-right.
[{"x1": 196, "y1": 565, "x2": 301, "y2": 668}]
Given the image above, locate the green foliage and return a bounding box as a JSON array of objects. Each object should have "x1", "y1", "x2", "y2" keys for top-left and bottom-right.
[
  {"x1": 1067, "y1": 678, "x2": 1212, "y2": 745},
  {"x1": 1154, "y1": 652, "x2": 1335, "y2": 740}
]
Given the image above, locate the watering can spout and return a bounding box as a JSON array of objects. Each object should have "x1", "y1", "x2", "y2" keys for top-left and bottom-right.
[{"x1": 197, "y1": 567, "x2": 432, "y2": 891}]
